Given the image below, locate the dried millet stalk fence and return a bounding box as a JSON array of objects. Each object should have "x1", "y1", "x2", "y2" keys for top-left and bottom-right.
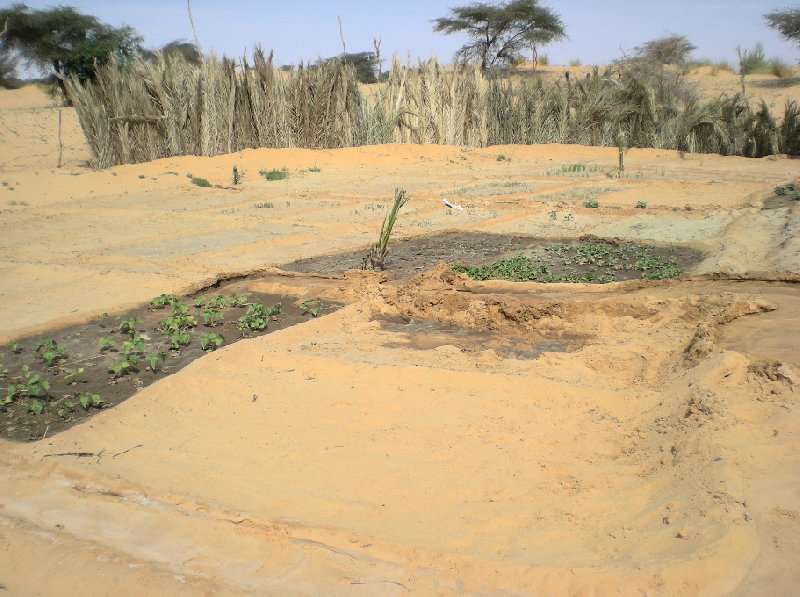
[{"x1": 66, "y1": 51, "x2": 800, "y2": 169}]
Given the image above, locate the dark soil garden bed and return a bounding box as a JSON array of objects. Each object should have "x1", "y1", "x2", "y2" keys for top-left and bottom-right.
[
  {"x1": 283, "y1": 231, "x2": 703, "y2": 283},
  {"x1": 0, "y1": 279, "x2": 338, "y2": 442}
]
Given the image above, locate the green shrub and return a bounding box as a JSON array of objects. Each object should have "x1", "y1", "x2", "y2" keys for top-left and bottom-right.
[
  {"x1": 259, "y1": 168, "x2": 288, "y2": 181},
  {"x1": 191, "y1": 177, "x2": 212, "y2": 187}
]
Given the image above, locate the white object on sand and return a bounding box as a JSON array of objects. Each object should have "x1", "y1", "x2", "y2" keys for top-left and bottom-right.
[{"x1": 442, "y1": 199, "x2": 464, "y2": 211}]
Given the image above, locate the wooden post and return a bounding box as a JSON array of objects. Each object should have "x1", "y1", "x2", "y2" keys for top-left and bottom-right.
[
  {"x1": 187, "y1": 0, "x2": 201, "y2": 55},
  {"x1": 57, "y1": 110, "x2": 63, "y2": 168},
  {"x1": 338, "y1": 16, "x2": 346, "y2": 57}
]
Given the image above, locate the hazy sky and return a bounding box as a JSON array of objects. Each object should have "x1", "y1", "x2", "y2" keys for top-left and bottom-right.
[{"x1": 9, "y1": 0, "x2": 799, "y2": 70}]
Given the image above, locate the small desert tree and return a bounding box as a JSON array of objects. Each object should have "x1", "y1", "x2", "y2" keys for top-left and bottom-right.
[
  {"x1": 317, "y1": 52, "x2": 378, "y2": 83},
  {"x1": 765, "y1": 6, "x2": 800, "y2": 50},
  {"x1": 433, "y1": 0, "x2": 565, "y2": 70},
  {"x1": 634, "y1": 34, "x2": 696, "y2": 65},
  {"x1": 0, "y1": 3, "x2": 143, "y2": 86},
  {"x1": 161, "y1": 40, "x2": 202, "y2": 65}
]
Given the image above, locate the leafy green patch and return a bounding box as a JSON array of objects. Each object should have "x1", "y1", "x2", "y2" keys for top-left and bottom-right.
[
  {"x1": 454, "y1": 242, "x2": 685, "y2": 284},
  {"x1": 238, "y1": 303, "x2": 281, "y2": 332}
]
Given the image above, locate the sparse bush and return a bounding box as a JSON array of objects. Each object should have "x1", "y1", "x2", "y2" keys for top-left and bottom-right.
[
  {"x1": 259, "y1": 168, "x2": 287, "y2": 181},
  {"x1": 738, "y1": 43, "x2": 792, "y2": 77},
  {"x1": 634, "y1": 34, "x2": 696, "y2": 65},
  {"x1": 191, "y1": 177, "x2": 212, "y2": 187},
  {"x1": 231, "y1": 165, "x2": 245, "y2": 185}
]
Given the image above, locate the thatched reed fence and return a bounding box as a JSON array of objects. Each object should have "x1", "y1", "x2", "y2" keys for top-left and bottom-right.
[{"x1": 65, "y1": 50, "x2": 800, "y2": 168}]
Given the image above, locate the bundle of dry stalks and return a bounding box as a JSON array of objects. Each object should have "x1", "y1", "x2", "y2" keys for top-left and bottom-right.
[{"x1": 66, "y1": 52, "x2": 800, "y2": 168}]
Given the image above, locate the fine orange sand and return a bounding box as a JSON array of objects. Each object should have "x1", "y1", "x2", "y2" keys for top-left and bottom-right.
[{"x1": 0, "y1": 83, "x2": 799, "y2": 596}]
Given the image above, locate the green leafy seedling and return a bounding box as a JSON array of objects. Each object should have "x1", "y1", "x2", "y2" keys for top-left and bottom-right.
[
  {"x1": 583, "y1": 199, "x2": 599, "y2": 208},
  {"x1": 150, "y1": 294, "x2": 179, "y2": 309},
  {"x1": 299, "y1": 300, "x2": 321, "y2": 317},
  {"x1": 5, "y1": 366, "x2": 50, "y2": 403},
  {"x1": 28, "y1": 399, "x2": 44, "y2": 416},
  {"x1": 57, "y1": 400, "x2": 76, "y2": 419},
  {"x1": 118, "y1": 317, "x2": 142, "y2": 335},
  {"x1": 145, "y1": 352, "x2": 166, "y2": 372},
  {"x1": 9, "y1": 342, "x2": 21, "y2": 354},
  {"x1": 171, "y1": 301, "x2": 191, "y2": 316},
  {"x1": 635, "y1": 201, "x2": 647, "y2": 209},
  {"x1": 774, "y1": 185, "x2": 787, "y2": 195},
  {"x1": 122, "y1": 336, "x2": 145, "y2": 355},
  {"x1": 231, "y1": 295, "x2": 249, "y2": 307},
  {"x1": 77, "y1": 392, "x2": 103, "y2": 411},
  {"x1": 200, "y1": 332, "x2": 224, "y2": 351},
  {"x1": 34, "y1": 338, "x2": 67, "y2": 367},
  {"x1": 63, "y1": 367, "x2": 85, "y2": 382},
  {"x1": 109, "y1": 359, "x2": 132, "y2": 378},
  {"x1": 168, "y1": 332, "x2": 191, "y2": 350},
  {"x1": 99, "y1": 336, "x2": 117, "y2": 352},
  {"x1": 238, "y1": 303, "x2": 270, "y2": 331},
  {"x1": 159, "y1": 313, "x2": 197, "y2": 335},
  {"x1": 203, "y1": 306, "x2": 224, "y2": 326},
  {"x1": 195, "y1": 295, "x2": 226, "y2": 309}
]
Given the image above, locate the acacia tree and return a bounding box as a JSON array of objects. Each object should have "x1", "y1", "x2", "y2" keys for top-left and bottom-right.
[
  {"x1": 765, "y1": 7, "x2": 800, "y2": 50},
  {"x1": 0, "y1": 3, "x2": 143, "y2": 84},
  {"x1": 433, "y1": 0, "x2": 565, "y2": 70}
]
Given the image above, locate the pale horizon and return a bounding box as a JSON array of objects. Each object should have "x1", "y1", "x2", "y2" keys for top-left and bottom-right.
[{"x1": 6, "y1": 0, "x2": 800, "y2": 75}]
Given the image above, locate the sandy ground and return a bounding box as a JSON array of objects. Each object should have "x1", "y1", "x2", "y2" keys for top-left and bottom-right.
[{"x1": 0, "y1": 84, "x2": 799, "y2": 595}]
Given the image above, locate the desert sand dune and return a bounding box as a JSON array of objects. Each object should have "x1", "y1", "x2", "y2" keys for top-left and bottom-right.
[{"x1": 0, "y1": 84, "x2": 798, "y2": 596}]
